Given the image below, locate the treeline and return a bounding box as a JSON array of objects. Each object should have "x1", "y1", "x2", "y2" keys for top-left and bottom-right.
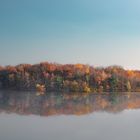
[{"x1": 0, "y1": 62, "x2": 140, "y2": 93}]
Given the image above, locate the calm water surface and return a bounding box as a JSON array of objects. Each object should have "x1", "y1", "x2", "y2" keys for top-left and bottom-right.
[{"x1": 0, "y1": 90, "x2": 140, "y2": 140}]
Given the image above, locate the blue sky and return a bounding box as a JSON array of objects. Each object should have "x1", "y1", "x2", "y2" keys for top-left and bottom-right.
[{"x1": 0, "y1": 0, "x2": 140, "y2": 69}]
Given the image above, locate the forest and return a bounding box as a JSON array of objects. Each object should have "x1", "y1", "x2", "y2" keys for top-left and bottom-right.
[{"x1": 0, "y1": 62, "x2": 140, "y2": 93}]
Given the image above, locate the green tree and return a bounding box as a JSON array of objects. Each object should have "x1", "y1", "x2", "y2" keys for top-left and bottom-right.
[{"x1": 108, "y1": 75, "x2": 118, "y2": 92}]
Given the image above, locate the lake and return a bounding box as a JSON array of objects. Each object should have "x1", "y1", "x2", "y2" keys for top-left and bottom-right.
[{"x1": 0, "y1": 90, "x2": 140, "y2": 140}]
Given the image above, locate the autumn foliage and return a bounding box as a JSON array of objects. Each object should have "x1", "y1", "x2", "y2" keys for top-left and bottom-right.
[{"x1": 0, "y1": 62, "x2": 140, "y2": 93}]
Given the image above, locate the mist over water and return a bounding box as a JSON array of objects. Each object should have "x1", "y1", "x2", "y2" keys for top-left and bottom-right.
[{"x1": 0, "y1": 90, "x2": 140, "y2": 140}]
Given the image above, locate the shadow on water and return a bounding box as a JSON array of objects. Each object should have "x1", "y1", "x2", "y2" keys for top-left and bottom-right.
[{"x1": 0, "y1": 90, "x2": 140, "y2": 116}]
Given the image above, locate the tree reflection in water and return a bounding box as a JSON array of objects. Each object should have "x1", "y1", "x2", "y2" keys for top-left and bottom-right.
[{"x1": 0, "y1": 91, "x2": 140, "y2": 116}]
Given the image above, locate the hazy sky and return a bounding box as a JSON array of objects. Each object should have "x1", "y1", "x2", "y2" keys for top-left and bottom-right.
[{"x1": 0, "y1": 0, "x2": 140, "y2": 69}]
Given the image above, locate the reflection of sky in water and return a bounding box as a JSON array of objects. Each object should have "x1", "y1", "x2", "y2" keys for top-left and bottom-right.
[
  {"x1": 0, "y1": 91, "x2": 140, "y2": 140},
  {"x1": 1, "y1": 110, "x2": 140, "y2": 140}
]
